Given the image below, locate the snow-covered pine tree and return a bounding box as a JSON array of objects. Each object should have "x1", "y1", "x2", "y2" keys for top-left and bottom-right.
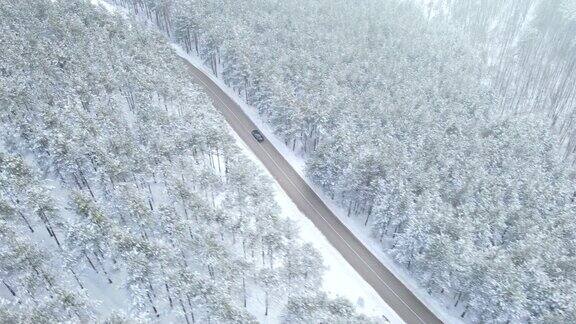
[
  {"x1": 110, "y1": 0, "x2": 576, "y2": 321},
  {"x1": 0, "y1": 1, "x2": 370, "y2": 322}
]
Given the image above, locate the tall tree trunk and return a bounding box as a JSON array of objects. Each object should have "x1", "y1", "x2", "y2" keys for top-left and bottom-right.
[
  {"x1": 264, "y1": 291, "x2": 269, "y2": 316},
  {"x1": 364, "y1": 204, "x2": 373, "y2": 226},
  {"x1": 180, "y1": 298, "x2": 191, "y2": 324},
  {"x1": 242, "y1": 277, "x2": 247, "y2": 308},
  {"x1": 2, "y1": 280, "x2": 16, "y2": 297}
]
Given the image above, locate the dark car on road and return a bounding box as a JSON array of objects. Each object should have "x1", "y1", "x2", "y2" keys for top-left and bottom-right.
[{"x1": 251, "y1": 130, "x2": 265, "y2": 142}]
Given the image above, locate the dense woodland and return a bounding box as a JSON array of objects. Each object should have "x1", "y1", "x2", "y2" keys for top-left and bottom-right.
[
  {"x1": 421, "y1": 0, "x2": 576, "y2": 161},
  {"x1": 109, "y1": 0, "x2": 576, "y2": 322},
  {"x1": 0, "y1": 1, "x2": 372, "y2": 323}
]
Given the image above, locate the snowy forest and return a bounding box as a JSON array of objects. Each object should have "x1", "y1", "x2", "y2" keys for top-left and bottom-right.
[
  {"x1": 2, "y1": 0, "x2": 575, "y2": 323},
  {"x1": 419, "y1": 0, "x2": 576, "y2": 160},
  {"x1": 0, "y1": 1, "x2": 373, "y2": 322},
  {"x1": 102, "y1": 0, "x2": 576, "y2": 322}
]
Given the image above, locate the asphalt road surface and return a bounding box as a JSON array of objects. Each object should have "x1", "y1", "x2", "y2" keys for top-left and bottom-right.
[{"x1": 180, "y1": 56, "x2": 443, "y2": 324}]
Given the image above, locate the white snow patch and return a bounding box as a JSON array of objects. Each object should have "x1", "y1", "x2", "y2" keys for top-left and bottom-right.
[{"x1": 90, "y1": 0, "x2": 117, "y2": 13}]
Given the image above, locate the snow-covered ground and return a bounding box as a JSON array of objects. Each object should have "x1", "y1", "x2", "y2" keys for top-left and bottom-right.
[
  {"x1": 227, "y1": 128, "x2": 402, "y2": 324},
  {"x1": 172, "y1": 46, "x2": 460, "y2": 324},
  {"x1": 91, "y1": 0, "x2": 116, "y2": 12}
]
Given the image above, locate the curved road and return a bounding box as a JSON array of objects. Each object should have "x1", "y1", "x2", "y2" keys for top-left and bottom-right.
[{"x1": 180, "y1": 56, "x2": 443, "y2": 324}]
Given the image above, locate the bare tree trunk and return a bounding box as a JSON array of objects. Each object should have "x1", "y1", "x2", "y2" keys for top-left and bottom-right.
[
  {"x1": 264, "y1": 291, "x2": 269, "y2": 316},
  {"x1": 2, "y1": 280, "x2": 16, "y2": 297},
  {"x1": 180, "y1": 298, "x2": 191, "y2": 324},
  {"x1": 165, "y1": 283, "x2": 173, "y2": 308},
  {"x1": 364, "y1": 204, "x2": 373, "y2": 226},
  {"x1": 454, "y1": 291, "x2": 462, "y2": 307},
  {"x1": 187, "y1": 294, "x2": 196, "y2": 323},
  {"x1": 70, "y1": 268, "x2": 84, "y2": 290},
  {"x1": 85, "y1": 253, "x2": 98, "y2": 273},
  {"x1": 242, "y1": 277, "x2": 247, "y2": 308}
]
